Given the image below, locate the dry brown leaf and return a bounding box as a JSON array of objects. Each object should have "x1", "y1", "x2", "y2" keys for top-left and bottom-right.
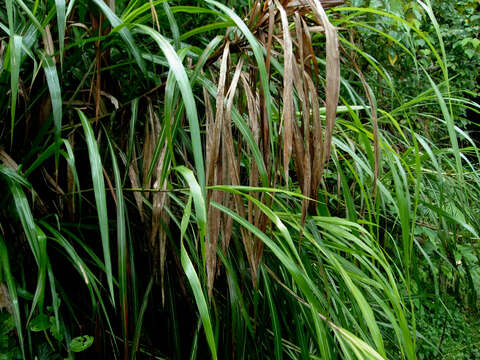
[
  {"x1": 149, "y1": 0, "x2": 161, "y2": 32},
  {"x1": 0, "y1": 283, "x2": 13, "y2": 314},
  {"x1": 287, "y1": 0, "x2": 344, "y2": 9},
  {"x1": 265, "y1": 1, "x2": 275, "y2": 74},
  {"x1": 257, "y1": 0, "x2": 344, "y2": 29},
  {"x1": 204, "y1": 86, "x2": 215, "y2": 168},
  {"x1": 248, "y1": 1, "x2": 263, "y2": 28},
  {"x1": 241, "y1": 74, "x2": 260, "y2": 227},
  {"x1": 0, "y1": 148, "x2": 19, "y2": 171},
  {"x1": 275, "y1": 0, "x2": 295, "y2": 188},
  {"x1": 159, "y1": 195, "x2": 170, "y2": 305},
  {"x1": 291, "y1": 61, "x2": 307, "y2": 189},
  {"x1": 307, "y1": 0, "x2": 340, "y2": 179},
  {"x1": 206, "y1": 42, "x2": 230, "y2": 190},
  {"x1": 42, "y1": 168, "x2": 65, "y2": 195},
  {"x1": 44, "y1": 24, "x2": 55, "y2": 58},
  {"x1": 301, "y1": 18, "x2": 320, "y2": 81},
  {"x1": 308, "y1": 72, "x2": 324, "y2": 203},
  {"x1": 141, "y1": 103, "x2": 155, "y2": 200},
  {"x1": 203, "y1": 86, "x2": 221, "y2": 272},
  {"x1": 205, "y1": 43, "x2": 231, "y2": 299},
  {"x1": 223, "y1": 59, "x2": 258, "y2": 286},
  {"x1": 294, "y1": 13, "x2": 305, "y2": 70}
]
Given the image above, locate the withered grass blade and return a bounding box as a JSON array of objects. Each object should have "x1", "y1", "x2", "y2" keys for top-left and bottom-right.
[
  {"x1": 307, "y1": 0, "x2": 340, "y2": 175},
  {"x1": 275, "y1": 0, "x2": 295, "y2": 188},
  {"x1": 205, "y1": 42, "x2": 231, "y2": 298}
]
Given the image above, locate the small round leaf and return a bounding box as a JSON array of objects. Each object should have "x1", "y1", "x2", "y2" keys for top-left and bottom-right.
[{"x1": 69, "y1": 335, "x2": 94, "y2": 352}]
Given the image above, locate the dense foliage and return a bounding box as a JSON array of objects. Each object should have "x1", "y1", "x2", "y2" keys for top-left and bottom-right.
[{"x1": 0, "y1": 0, "x2": 478, "y2": 359}]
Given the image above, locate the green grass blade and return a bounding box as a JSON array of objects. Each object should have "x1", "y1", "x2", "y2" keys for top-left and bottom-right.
[
  {"x1": 14, "y1": 0, "x2": 45, "y2": 36},
  {"x1": 262, "y1": 268, "x2": 282, "y2": 360},
  {"x1": 62, "y1": 138, "x2": 81, "y2": 207},
  {"x1": 162, "y1": 2, "x2": 180, "y2": 49},
  {"x1": 40, "y1": 221, "x2": 119, "y2": 354},
  {"x1": 0, "y1": 165, "x2": 31, "y2": 187},
  {"x1": 423, "y1": 71, "x2": 463, "y2": 190},
  {"x1": 131, "y1": 276, "x2": 154, "y2": 360},
  {"x1": 40, "y1": 222, "x2": 98, "y2": 293},
  {"x1": 77, "y1": 109, "x2": 114, "y2": 306},
  {"x1": 7, "y1": 180, "x2": 40, "y2": 262},
  {"x1": 175, "y1": 166, "x2": 206, "y2": 241},
  {"x1": 27, "y1": 226, "x2": 48, "y2": 323},
  {"x1": 0, "y1": 236, "x2": 25, "y2": 359},
  {"x1": 179, "y1": 21, "x2": 233, "y2": 42},
  {"x1": 189, "y1": 318, "x2": 202, "y2": 360},
  {"x1": 178, "y1": 194, "x2": 216, "y2": 358},
  {"x1": 40, "y1": 51, "x2": 62, "y2": 148},
  {"x1": 136, "y1": 25, "x2": 205, "y2": 193},
  {"x1": 65, "y1": 0, "x2": 76, "y2": 17},
  {"x1": 122, "y1": 0, "x2": 167, "y2": 23},
  {"x1": 180, "y1": 219, "x2": 217, "y2": 360},
  {"x1": 216, "y1": 249, "x2": 254, "y2": 336},
  {"x1": 23, "y1": 142, "x2": 57, "y2": 177},
  {"x1": 92, "y1": 0, "x2": 146, "y2": 73},
  {"x1": 170, "y1": 5, "x2": 221, "y2": 16},
  {"x1": 107, "y1": 134, "x2": 128, "y2": 355},
  {"x1": 6, "y1": 0, "x2": 13, "y2": 33},
  {"x1": 328, "y1": 255, "x2": 386, "y2": 357},
  {"x1": 55, "y1": 0, "x2": 66, "y2": 64},
  {"x1": 47, "y1": 261, "x2": 61, "y2": 336},
  {"x1": 9, "y1": 35, "x2": 22, "y2": 144}
]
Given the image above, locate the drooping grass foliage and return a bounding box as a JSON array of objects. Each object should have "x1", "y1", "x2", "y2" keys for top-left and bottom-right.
[{"x1": 0, "y1": 0, "x2": 479, "y2": 359}]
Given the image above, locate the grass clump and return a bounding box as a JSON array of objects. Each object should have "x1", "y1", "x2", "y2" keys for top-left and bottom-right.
[{"x1": 0, "y1": 0, "x2": 478, "y2": 359}]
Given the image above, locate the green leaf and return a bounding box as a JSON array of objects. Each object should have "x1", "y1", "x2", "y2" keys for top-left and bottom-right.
[
  {"x1": 14, "y1": 0, "x2": 45, "y2": 35},
  {"x1": 175, "y1": 166, "x2": 206, "y2": 241},
  {"x1": 162, "y1": 2, "x2": 180, "y2": 49},
  {"x1": 0, "y1": 236, "x2": 24, "y2": 359},
  {"x1": 40, "y1": 51, "x2": 62, "y2": 149},
  {"x1": 78, "y1": 109, "x2": 114, "y2": 306},
  {"x1": 178, "y1": 189, "x2": 216, "y2": 360},
  {"x1": 0, "y1": 165, "x2": 31, "y2": 187},
  {"x1": 131, "y1": 277, "x2": 153, "y2": 360},
  {"x1": 180, "y1": 240, "x2": 217, "y2": 360},
  {"x1": 106, "y1": 134, "x2": 128, "y2": 350},
  {"x1": 136, "y1": 25, "x2": 205, "y2": 193},
  {"x1": 92, "y1": 0, "x2": 146, "y2": 72},
  {"x1": 27, "y1": 226, "x2": 48, "y2": 323},
  {"x1": 29, "y1": 314, "x2": 50, "y2": 332},
  {"x1": 55, "y1": 0, "x2": 66, "y2": 63},
  {"x1": 48, "y1": 316, "x2": 63, "y2": 342},
  {"x1": 69, "y1": 335, "x2": 94, "y2": 352},
  {"x1": 9, "y1": 35, "x2": 22, "y2": 144}
]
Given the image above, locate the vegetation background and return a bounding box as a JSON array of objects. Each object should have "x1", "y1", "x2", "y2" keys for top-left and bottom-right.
[{"x1": 0, "y1": 0, "x2": 479, "y2": 359}]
